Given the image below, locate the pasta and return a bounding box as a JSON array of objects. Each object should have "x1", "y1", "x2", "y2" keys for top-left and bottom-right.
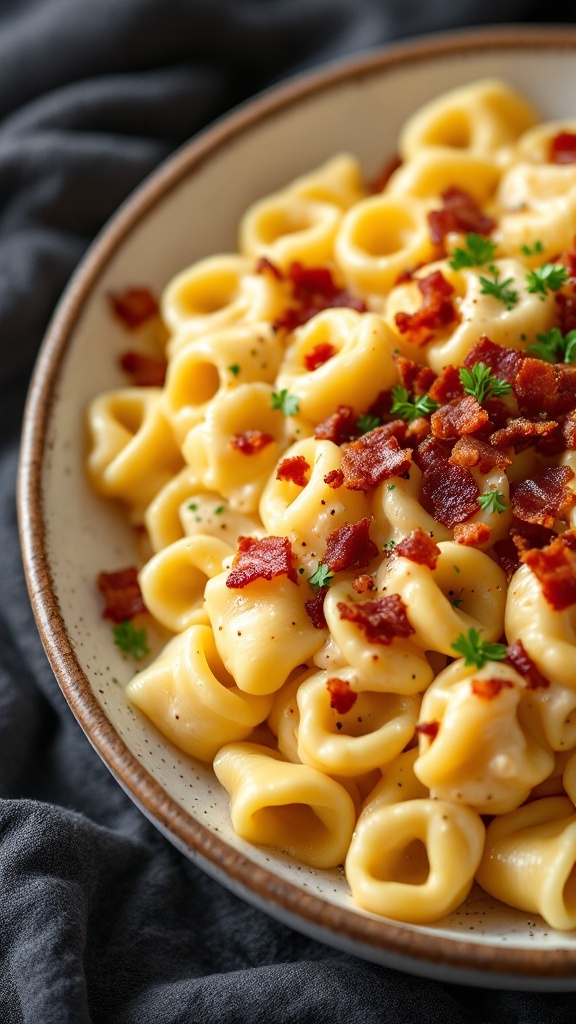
[{"x1": 89, "y1": 78, "x2": 576, "y2": 930}]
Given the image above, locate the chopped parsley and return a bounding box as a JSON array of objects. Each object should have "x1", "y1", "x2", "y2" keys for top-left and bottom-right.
[
  {"x1": 479, "y1": 269, "x2": 519, "y2": 309},
  {"x1": 527, "y1": 327, "x2": 576, "y2": 364},
  {"x1": 383, "y1": 539, "x2": 396, "y2": 550},
  {"x1": 187, "y1": 502, "x2": 198, "y2": 511},
  {"x1": 356, "y1": 413, "x2": 381, "y2": 434},
  {"x1": 214, "y1": 505, "x2": 225, "y2": 515},
  {"x1": 228, "y1": 364, "x2": 241, "y2": 376},
  {"x1": 113, "y1": 620, "x2": 150, "y2": 660},
  {"x1": 451, "y1": 628, "x2": 507, "y2": 669},
  {"x1": 271, "y1": 389, "x2": 300, "y2": 416},
  {"x1": 477, "y1": 489, "x2": 507, "y2": 514},
  {"x1": 449, "y1": 233, "x2": 497, "y2": 270},
  {"x1": 450, "y1": 598, "x2": 463, "y2": 608},
  {"x1": 390, "y1": 385, "x2": 439, "y2": 422},
  {"x1": 525, "y1": 263, "x2": 568, "y2": 295},
  {"x1": 459, "y1": 362, "x2": 512, "y2": 404},
  {"x1": 520, "y1": 240, "x2": 544, "y2": 257},
  {"x1": 388, "y1": 484, "x2": 396, "y2": 491},
  {"x1": 308, "y1": 562, "x2": 333, "y2": 589}
]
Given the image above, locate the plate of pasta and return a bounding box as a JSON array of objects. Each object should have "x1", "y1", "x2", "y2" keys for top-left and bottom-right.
[{"x1": 18, "y1": 25, "x2": 576, "y2": 989}]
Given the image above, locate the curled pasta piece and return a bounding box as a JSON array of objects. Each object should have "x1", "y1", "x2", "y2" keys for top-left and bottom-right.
[
  {"x1": 562, "y1": 749, "x2": 576, "y2": 805},
  {"x1": 529, "y1": 750, "x2": 573, "y2": 801},
  {"x1": 295, "y1": 668, "x2": 419, "y2": 776},
  {"x1": 360, "y1": 748, "x2": 428, "y2": 815},
  {"x1": 398, "y1": 78, "x2": 538, "y2": 160},
  {"x1": 86, "y1": 387, "x2": 183, "y2": 512},
  {"x1": 288, "y1": 153, "x2": 366, "y2": 208},
  {"x1": 387, "y1": 148, "x2": 501, "y2": 202},
  {"x1": 379, "y1": 541, "x2": 506, "y2": 656},
  {"x1": 523, "y1": 681, "x2": 576, "y2": 754},
  {"x1": 267, "y1": 666, "x2": 315, "y2": 763},
  {"x1": 346, "y1": 797, "x2": 485, "y2": 923},
  {"x1": 182, "y1": 382, "x2": 289, "y2": 514},
  {"x1": 139, "y1": 535, "x2": 234, "y2": 633},
  {"x1": 322, "y1": 579, "x2": 433, "y2": 694},
  {"x1": 204, "y1": 567, "x2": 326, "y2": 696},
  {"x1": 497, "y1": 162, "x2": 576, "y2": 261},
  {"x1": 276, "y1": 309, "x2": 397, "y2": 421},
  {"x1": 415, "y1": 659, "x2": 553, "y2": 814},
  {"x1": 126, "y1": 625, "x2": 273, "y2": 761},
  {"x1": 335, "y1": 193, "x2": 434, "y2": 297},
  {"x1": 163, "y1": 322, "x2": 281, "y2": 443},
  {"x1": 213, "y1": 741, "x2": 356, "y2": 869},
  {"x1": 505, "y1": 563, "x2": 576, "y2": 691},
  {"x1": 240, "y1": 197, "x2": 340, "y2": 269},
  {"x1": 144, "y1": 466, "x2": 205, "y2": 552},
  {"x1": 476, "y1": 796, "x2": 576, "y2": 930}
]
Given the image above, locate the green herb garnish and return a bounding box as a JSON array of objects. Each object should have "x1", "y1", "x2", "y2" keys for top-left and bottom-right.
[
  {"x1": 459, "y1": 362, "x2": 512, "y2": 404},
  {"x1": 112, "y1": 621, "x2": 150, "y2": 660},
  {"x1": 520, "y1": 240, "x2": 544, "y2": 257},
  {"x1": 308, "y1": 563, "x2": 334, "y2": 589},
  {"x1": 477, "y1": 490, "x2": 507, "y2": 514},
  {"x1": 479, "y1": 269, "x2": 519, "y2": 309},
  {"x1": 356, "y1": 413, "x2": 381, "y2": 434},
  {"x1": 451, "y1": 628, "x2": 507, "y2": 669},
  {"x1": 228, "y1": 364, "x2": 241, "y2": 376},
  {"x1": 527, "y1": 327, "x2": 576, "y2": 364},
  {"x1": 271, "y1": 389, "x2": 300, "y2": 416},
  {"x1": 526, "y1": 263, "x2": 568, "y2": 295},
  {"x1": 390, "y1": 385, "x2": 439, "y2": 423},
  {"x1": 449, "y1": 233, "x2": 497, "y2": 270}
]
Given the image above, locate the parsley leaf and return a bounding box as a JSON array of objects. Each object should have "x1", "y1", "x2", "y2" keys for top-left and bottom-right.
[
  {"x1": 228, "y1": 364, "x2": 241, "y2": 376},
  {"x1": 459, "y1": 362, "x2": 512, "y2": 404},
  {"x1": 449, "y1": 233, "x2": 497, "y2": 270},
  {"x1": 527, "y1": 327, "x2": 576, "y2": 364},
  {"x1": 356, "y1": 413, "x2": 381, "y2": 434},
  {"x1": 520, "y1": 240, "x2": 544, "y2": 257},
  {"x1": 479, "y1": 269, "x2": 519, "y2": 309},
  {"x1": 271, "y1": 389, "x2": 300, "y2": 416},
  {"x1": 113, "y1": 620, "x2": 150, "y2": 660},
  {"x1": 526, "y1": 263, "x2": 569, "y2": 295},
  {"x1": 308, "y1": 562, "x2": 333, "y2": 589},
  {"x1": 390, "y1": 385, "x2": 439, "y2": 422},
  {"x1": 477, "y1": 489, "x2": 507, "y2": 514},
  {"x1": 450, "y1": 628, "x2": 507, "y2": 669}
]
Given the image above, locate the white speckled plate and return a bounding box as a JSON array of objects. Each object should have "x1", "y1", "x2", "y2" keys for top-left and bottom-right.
[{"x1": 18, "y1": 26, "x2": 576, "y2": 989}]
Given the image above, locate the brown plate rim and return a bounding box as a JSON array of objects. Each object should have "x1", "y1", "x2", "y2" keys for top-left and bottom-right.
[{"x1": 17, "y1": 24, "x2": 576, "y2": 982}]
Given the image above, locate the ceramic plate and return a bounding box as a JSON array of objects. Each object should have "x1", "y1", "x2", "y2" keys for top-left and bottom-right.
[{"x1": 18, "y1": 26, "x2": 576, "y2": 989}]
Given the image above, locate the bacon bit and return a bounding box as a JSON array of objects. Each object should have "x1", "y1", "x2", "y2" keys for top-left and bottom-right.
[
  {"x1": 109, "y1": 288, "x2": 159, "y2": 329},
  {"x1": 97, "y1": 567, "x2": 146, "y2": 623},
  {"x1": 394, "y1": 355, "x2": 437, "y2": 396},
  {"x1": 415, "y1": 435, "x2": 454, "y2": 474},
  {"x1": 273, "y1": 261, "x2": 366, "y2": 333},
  {"x1": 394, "y1": 270, "x2": 458, "y2": 345},
  {"x1": 303, "y1": 342, "x2": 337, "y2": 371},
  {"x1": 453, "y1": 522, "x2": 492, "y2": 546},
  {"x1": 506, "y1": 639, "x2": 550, "y2": 689},
  {"x1": 428, "y1": 186, "x2": 495, "y2": 246},
  {"x1": 463, "y1": 336, "x2": 524, "y2": 384},
  {"x1": 276, "y1": 455, "x2": 310, "y2": 487},
  {"x1": 315, "y1": 404, "x2": 360, "y2": 445},
  {"x1": 564, "y1": 413, "x2": 576, "y2": 450},
  {"x1": 428, "y1": 364, "x2": 464, "y2": 405},
  {"x1": 490, "y1": 417, "x2": 558, "y2": 452},
  {"x1": 511, "y1": 518, "x2": 557, "y2": 558},
  {"x1": 340, "y1": 431, "x2": 412, "y2": 490},
  {"x1": 337, "y1": 593, "x2": 414, "y2": 645},
  {"x1": 535, "y1": 414, "x2": 576, "y2": 457},
  {"x1": 421, "y1": 464, "x2": 479, "y2": 528},
  {"x1": 471, "y1": 677, "x2": 513, "y2": 700},
  {"x1": 366, "y1": 390, "x2": 394, "y2": 421},
  {"x1": 449, "y1": 435, "x2": 511, "y2": 473},
  {"x1": 396, "y1": 527, "x2": 440, "y2": 568},
  {"x1": 523, "y1": 532, "x2": 576, "y2": 610},
  {"x1": 352, "y1": 574, "x2": 375, "y2": 594},
  {"x1": 494, "y1": 538, "x2": 521, "y2": 582},
  {"x1": 416, "y1": 720, "x2": 440, "y2": 742},
  {"x1": 230, "y1": 430, "x2": 274, "y2": 455},
  {"x1": 550, "y1": 132, "x2": 576, "y2": 164},
  {"x1": 514, "y1": 358, "x2": 576, "y2": 418},
  {"x1": 431, "y1": 395, "x2": 489, "y2": 439},
  {"x1": 305, "y1": 588, "x2": 328, "y2": 629},
  {"x1": 325, "y1": 518, "x2": 378, "y2": 573},
  {"x1": 326, "y1": 677, "x2": 358, "y2": 714},
  {"x1": 406, "y1": 417, "x2": 432, "y2": 446},
  {"x1": 511, "y1": 466, "x2": 576, "y2": 528},
  {"x1": 119, "y1": 351, "x2": 166, "y2": 387},
  {"x1": 324, "y1": 468, "x2": 344, "y2": 489},
  {"x1": 368, "y1": 154, "x2": 402, "y2": 192},
  {"x1": 226, "y1": 535, "x2": 297, "y2": 589},
  {"x1": 256, "y1": 256, "x2": 283, "y2": 279}
]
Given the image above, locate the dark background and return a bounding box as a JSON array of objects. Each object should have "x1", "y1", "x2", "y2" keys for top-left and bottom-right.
[{"x1": 2, "y1": 2, "x2": 576, "y2": 1022}]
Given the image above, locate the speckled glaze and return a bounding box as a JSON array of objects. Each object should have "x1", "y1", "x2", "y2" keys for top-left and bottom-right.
[{"x1": 18, "y1": 26, "x2": 576, "y2": 989}]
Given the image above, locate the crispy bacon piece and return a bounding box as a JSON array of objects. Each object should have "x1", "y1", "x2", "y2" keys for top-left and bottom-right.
[
  {"x1": 523, "y1": 532, "x2": 576, "y2": 610},
  {"x1": 326, "y1": 677, "x2": 357, "y2": 714},
  {"x1": 305, "y1": 588, "x2": 328, "y2": 630},
  {"x1": 431, "y1": 395, "x2": 489, "y2": 439},
  {"x1": 514, "y1": 358, "x2": 576, "y2": 418},
  {"x1": 415, "y1": 436, "x2": 454, "y2": 473},
  {"x1": 427, "y1": 186, "x2": 495, "y2": 246},
  {"x1": 97, "y1": 567, "x2": 146, "y2": 623},
  {"x1": 494, "y1": 538, "x2": 521, "y2": 582},
  {"x1": 463, "y1": 336, "x2": 524, "y2": 384},
  {"x1": 325, "y1": 518, "x2": 378, "y2": 573},
  {"x1": 324, "y1": 468, "x2": 344, "y2": 489},
  {"x1": 119, "y1": 351, "x2": 166, "y2": 387},
  {"x1": 230, "y1": 430, "x2": 274, "y2": 455},
  {"x1": 303, "y1": 342, "x2": 337, "y2": 371},
  {"x1": 368, "y1": 153, "x2": 402, "y2": 192},
  {"x1": 394, "y1": 270, "x2": 458, "y2": 345},
  {"x1": 337, "y1": 593, "x2": 414, "y2": 645},
  {"x1": 276, "y1": 455, "x2": 310, "y2": 487},
  {"x1": 556, "y1": 285, "x2": 576, "y2": 335},
  {"x1": 490, "y1": 417, "x2": 558, "y2": 451},
  {"x1": 428, "y1": 364, "x2": 463, "y2": 405},
  {"x1": 449, "y1": 434, "x2": 511, "y2": 473},
  {"x1": 273, "y1": 261, "x2": 366, "y2": 332},
  {"x1": 396, "y1": 527, "x2": 440, "y2": 569},
  {"x1": 315, "y1": 404, "x2": 359, "y2": 445},
  {"x1": 511, "y1": 466, "x2": 575, "y2": 528},
  {"x1": 340, "y1": 430, "x2": 412, "y2": 490},
  {"x1": 550, "y1": 132, "x2": 576, "y2": 164},
  {"x1": 471, "y1": 677, "x2": 513, "y2": 700},
  {"x1": 366, "y1": 390, "x2": 394, "y2": 421},
  {"x1": 406, "y1": 417, "x2": 432, "y2": 446},
  {"x1": 421, "y1": 463, "x2": 479, "y2": 528},
  {"x1": 416, "y1": 720, "x2": 440, "y2": 742},
  {"x1": 109, "y1": 288, "x2": 159, "y2": 328},
  {"x1": 226, "y1": 535, "x2": 296, "y2": 589},
  {"x1": 453, "y1": 522, "x2": 492, "y2": 546},
  {"x1": 352, "y1": 574, "x2": 375, "y2": 594},
  {"x1": 511, "y1": 518, "x2": 557, "y2": 558},
  {"x1": 394, "y1": 354, "x2": 437, "y2": 396},
  {"x1": 506, "y1": 640, "x2": 549, "y2": 690},
  {"x1": 534, "y1": 414, "x2": 576, "y2": 457}
]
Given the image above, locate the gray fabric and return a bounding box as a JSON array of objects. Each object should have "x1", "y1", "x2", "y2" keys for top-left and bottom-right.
[{"x1": 2, "y1": 2, "x2": 576, "y2": 1021}]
